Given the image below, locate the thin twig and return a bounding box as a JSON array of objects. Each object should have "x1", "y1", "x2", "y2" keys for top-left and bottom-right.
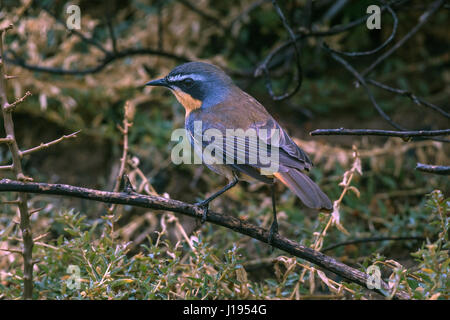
[
  {"x1": 108, "y1": 102, "x2": 133, "y2": 214},
  {"x1": 105, "y1": 4, "x2": 118, "y2": 54},
  {"x1": 324, "y1": 1, "x2": 399, "y2": 57},
  {"x1": 0, "y1": 137, "x2": 14, "y2": 143},
  {"x1": 323, "y1": 236, "x2": 426, "y2": 252},
  {"x1": 41, "y1": 6, "x2": 109, "y2": 55},
  {"x1": 0, "y1": 164, "x2": 14, "y2": 171},
  {"x1": 323, "y1": 47, "x2": 405, "y2": 131},
  {"x1": 176, "y1": 0, "x2": 224, "y2": 29},
  {"x1": 416, "y1": 163, "x2": 450, "y2": 175},
  {"x1": 361, "y1": 0, "x2": 445, "y2": 77},
  {"x1": 4, "y1": 91, "x2": 32, "y2": 112},
  {"x1": 0, "y1": 248, "x2": 22, "y2": 255},
  {"x1": 256, "y1": 0, "x2": 303, "y2": 101},
  {"x1": 310, "y1": 128, "x2": 450, "y2": 138},
  {"x1": 367, "y1": 79, "x2": 449, "y2": 119},
  {"x1": 4, "y1": 48, "x2": 190, "y2": 76},
  {"x1": 19, "y1": 130, "x2": 81, "y2": 157}
]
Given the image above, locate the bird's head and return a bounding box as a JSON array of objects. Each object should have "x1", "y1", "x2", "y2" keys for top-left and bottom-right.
[{"x1": 145, "y1": 62, "x2": 234, "y2": 114}]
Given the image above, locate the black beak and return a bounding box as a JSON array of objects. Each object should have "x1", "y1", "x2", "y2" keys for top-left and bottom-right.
[{"x1": 145, "y1": 78, "x2": 169, "y2": 87}]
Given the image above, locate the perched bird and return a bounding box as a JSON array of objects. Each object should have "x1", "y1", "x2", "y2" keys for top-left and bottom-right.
[{"x1": 146, "y1": 62, "x2": 332, "y2": 243}]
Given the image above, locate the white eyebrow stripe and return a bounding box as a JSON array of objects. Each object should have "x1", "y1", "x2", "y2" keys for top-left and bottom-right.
[{"x1": 167, "y1": 74, "x2": 204, "y2": 82}]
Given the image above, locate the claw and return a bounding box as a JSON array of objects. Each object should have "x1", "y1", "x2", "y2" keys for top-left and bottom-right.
[
  {"x1": 268, "y1": 219, "x2": 278, "y2": 246},
  {"x1": 195, "y1": 201, "x2": 209, "y2": 224}
]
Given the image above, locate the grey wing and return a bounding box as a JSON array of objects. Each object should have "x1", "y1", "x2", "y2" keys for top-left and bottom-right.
[
  {"x1": 186, "y1": 115, "x2": 311, "y2": 178},
  {"x1": 249, "y1": 118, "x2": 313, "y2": 171},
  {"x1": 186, "y1": 122, "x2": 273, "y2": 183}
]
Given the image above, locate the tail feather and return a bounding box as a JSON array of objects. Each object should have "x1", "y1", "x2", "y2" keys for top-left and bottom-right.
[{"x1": 274, "y1": 169, "x2": 332, "y2": 210}]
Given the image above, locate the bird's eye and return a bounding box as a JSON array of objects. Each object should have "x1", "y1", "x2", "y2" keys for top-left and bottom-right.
[{"x1": 182, "y1": 78, "x2": 194, "y2": 88}]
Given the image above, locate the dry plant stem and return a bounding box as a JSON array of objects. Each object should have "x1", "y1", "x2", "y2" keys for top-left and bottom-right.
[
  {"x1": 127, "y1": 159, "x2": 157, "y2": 195},
  {"x1": 108, "y1": 102, "x2": 133, "y2": 214},
  {"x1": 113, "y1": 103, "x2": 132, "y2": 193},
  {"x1": 313, "y1": 149, "x2": 358, "y2": 250},
  {"x1": 0, "y1": 179, "x2": 410, "y2": 299},
  {"x1": 0, "y1": 25, "x2": 33, "y2": 299}
]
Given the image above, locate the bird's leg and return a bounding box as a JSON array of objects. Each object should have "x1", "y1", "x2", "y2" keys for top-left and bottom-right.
[
  {"x1": 121, "y1": 174, "x2": 136, "y2": 194},
  {"x1": 268, "y1": 183, "x2": 278, "y2": 246},
  {"x1": 195, "y1": 176, "x2": 239, "y2": 223}
]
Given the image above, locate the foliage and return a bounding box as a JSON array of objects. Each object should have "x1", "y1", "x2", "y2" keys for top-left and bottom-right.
[
  {"x1": 0, "y1": 0, "x2": 448, "y2": 299},
  {"x1": 1, "y1": 188, "x2": 448, "y2": 299}
]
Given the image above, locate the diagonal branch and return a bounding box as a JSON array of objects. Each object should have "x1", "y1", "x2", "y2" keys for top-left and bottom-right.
[
  {"x1": 366, "y1": 79, "x2": 449, "y2": 119},
  {"x1": 4, "y1": 91, "x2": 32, "y2": 112},
  {"x1": 361, "y1": 0, "x2": 445, "y2": 77},
  {"x1": 324, "y1": 1, "x2": 399, "y2": 57},
  {"x1": 19, "y1": 130, "x2": 81, "y2": 158},
  {"x1": 0, "y1": 178, "x2": 410, "y2": 299},
  {"x1": 176, "y1": 0, "x2": 225, "y2": 29},
  {"x1": 323, "y1": 46, "x2": 405, "y2": 131},
  {"x1": 258, "y1": 0, "x2": 303, "y2": 101}
]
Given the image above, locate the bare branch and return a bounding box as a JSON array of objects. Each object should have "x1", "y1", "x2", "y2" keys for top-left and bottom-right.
[
  {"x1": 0, "y1": 137, "x2": 14, "y2": 144},
  {"x1": 0, "y1": 24, "x2": 33, "y2": 299},
  {"x1": 4, "y1": 48, "x2": 190, "y2": 76},
  {"x1": 0, "y1": 165, "x2": 14, "y2": 171},
  {"x1": 1, "y1": 198, "x2": 20, "y2": 204},
  {"x1": 310, "y1": 128, "x2": 450, "y2": 139},
  {"x1": 0, "y1": 178, "x2": 410, "y2": 299},
  {"x1": 4, "y1": 74, "x2": 18, "y2": 80},
  {"x1": 19, "y1": 130, "x2": 81, "y2": 158},
  {"x1": 324, "y1": 1, "x2": 399, "y2": 57},
  {"x1": 176, "y1": 0, "x2": 225, "y2": 29},
  {"x1": 28, "y1": 207, "x2": 45, "y2": 216},
  {"x1": 113, "y1": 104, "x2": 132, "y2": 193},
  {"x1": 361, "y1": 0, "x2": 445, "y2": 77},
  {"x1": 416, "y1": 163, "x2": 450, "y2": 175},
  {"x1": 105, "y1": 5, "x2": 118, "y2": 54},
  {"x1": 0, "y1": 248, "x2": 22, "y2": 255},
  {"x1": 228, "y1": 0, "x2": 270, "y2": 31},
  {"x1": 0, "y1": 24, "x2": 13, "y2": 34},
  {"x1": 41, "y1": 7, "x2": 109, "y2": 55},
  {"x1": 253, "y1": 0, "x2": 402, "y2": 89},
  {"x1": 367, "y1": 79, "x2": 450, "y2": 119},
  {"x1": 323, "y1": 46, "x2": 405, "y2": 131},
  {"x1": 4, "y1": 91, "x2": 31, "y2": 112},
  {"x1": 255, "y1": 0, "x2": 303, "y2": 101},
  {"x1": 108, "y1": 102, "x2": 133, "y2": 214},
  {"x1": 323, "y1": 236, "x2": 426, "y2": 252}
]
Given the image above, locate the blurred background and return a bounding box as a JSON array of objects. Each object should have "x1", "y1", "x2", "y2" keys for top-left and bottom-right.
[{"x1": 0, "y1": 0, "x2": 448, "y2": 299}]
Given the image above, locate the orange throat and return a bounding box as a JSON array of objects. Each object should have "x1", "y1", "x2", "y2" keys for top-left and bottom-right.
[{"x1": 172, "y1": 89, "x2": 202, "y2": 116}]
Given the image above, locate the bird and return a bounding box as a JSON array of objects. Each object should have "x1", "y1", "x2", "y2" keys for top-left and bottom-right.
[{"x1": 146, "y1": 62, "x2": 332, "y2": 244}]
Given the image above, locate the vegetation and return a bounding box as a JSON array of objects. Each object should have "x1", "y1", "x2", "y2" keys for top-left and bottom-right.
[{"x1": 0, "y1": 0, "x2": 448, "y2": 299}]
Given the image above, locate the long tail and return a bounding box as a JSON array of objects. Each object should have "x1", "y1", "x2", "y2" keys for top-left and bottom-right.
[{"x1": 274, "y1": 169, "x2": 332, "y2": 210}]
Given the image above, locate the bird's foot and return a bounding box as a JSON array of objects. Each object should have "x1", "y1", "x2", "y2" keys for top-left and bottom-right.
[
  {"x1": 122, "y1": 174, "x2": 139, "y2": 195},
  {"x1": 268, "y1": 219, "x2": 279, "y2": 247},
  {"x1": 195, "y1": 200, "x2": 210, "y2": 224}
]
